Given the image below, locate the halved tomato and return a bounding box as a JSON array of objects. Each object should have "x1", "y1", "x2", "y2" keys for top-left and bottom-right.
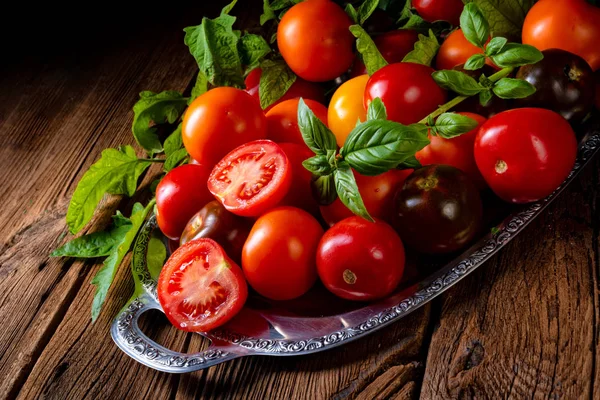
[
  {"x1": 157, "y1": 238, "x2": 248, "y2": 332},
  {"x1": 208, "y1": 140, "x2": 292, "y2": 217}
]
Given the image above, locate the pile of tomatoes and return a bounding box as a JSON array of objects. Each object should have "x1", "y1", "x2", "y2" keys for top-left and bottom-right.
[{"x1": 154, "y1": 0, "x2": 599, "y2": 333}]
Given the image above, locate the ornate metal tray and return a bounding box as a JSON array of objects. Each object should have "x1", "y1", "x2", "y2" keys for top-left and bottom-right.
[{"x1": 111, "y1": 117, "x2": 600, "y2": 374}]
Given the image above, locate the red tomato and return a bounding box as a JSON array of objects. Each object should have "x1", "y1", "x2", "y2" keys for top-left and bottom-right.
[
  {"x1": 320, "y1": 169, "x2": 412, "y2": 226},
  {"x1": 242, "y1": 207, "x2": 324, "y2": 300},
  {"x1": 416, "y1": 112, "x2": 487, "y2": 188},
  {"x1": 277, "y1": 143, "x2": 320, "y2": 215},
  {"x1": 157, "y1": 238, "x2": 248, "y2": 332},
  {"x1": 436, "y1": 29, "x2": 490, "y2": 71},
  {"x1": 244, "y1": 68, "x2": 325, "y2": 112},
  {"x1": 328, "y1": 74, "x2": 369, "y2": 147},
  {"x1": 156, "y1": 164, "x2": 213, "y2": 240},
  {"x1": 182, "y1": 87, "x2": 267, "y2": 167},
  {"x1": 277, "y1": 0, "x2": 355, "y2": 82},
  {"x1": 522, "y1": 0, "x2": 600, "y2": 71},
  {"x1": 474, "y1": 108, "x2": 578, "y2": 203},
  {"x1": 266, "y1": 98, "x2": 328, "y2": 147},
  {"x1": 350, "y1": 30, "x2": 420, "y2": 77},
  {"x1": 316, "y1": 217, "x2": 405, "y2": 301},
  {"x1": 364, "y1": 62, "x2": 447, "y2": 125},
  {"x1": 208, "y1": 140, "x2": 292, "y2": 217},
  {"x1": 412, "y1": 0, "x2": 464, "y2": 26}
]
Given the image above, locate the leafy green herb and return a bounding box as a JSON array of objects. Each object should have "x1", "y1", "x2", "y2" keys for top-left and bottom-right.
[
  {"x1": 164, "y1": 148, "x2": 189, "y2": 172},
  {"x1": 147, "y1": 237, "x2": 167, "y2": 280},
  {"x1": 460, "y1": 3, "x2": 489, "y2": 48},
  {"x1": 238, "y1": 34, "x2": 271, "y2": 71},
  {"x1": 297, "y1": 98, "x2": 337, "y2": 155},
  {"x1": 302, "y1": 155, "x2": 333, "y2": 176},
  {"x1": 260, "y1": 0, "x2": 298, "y2": 25},
  {"x1": 492, "y1": 77, "x2": 536, "y2": 99},
  {"x1": 485, "y1": 37, "x2": 507, "y2": 56},
  {"x1": 479, "y1": 89, "x2": 493, "y2": 106},
  {"x1": 345, "y1": 3, "x2": 359, "y2": 23},
  {"x1": 189, "y1": 72, "x2": 208, "y2": 105},
  {"x1": 334, "y1": 161, "x2": 374, "y2": 222},
  {"x1": 401, "y1": 30, "x2": 439, "y2": 67},
  {"x1": 464, "y1": 54, "x2": 486, "y2": 70},
  {"x1": 261, "y1": 0, "x2": 277, "y2": 25},
  {"x1": 432, "y1": 70, "x2": 486, "y2": 96},
  {"x1": 163, "y1": 123, "x2": 183, "y2": 157},
  {"x1": 397, "y1": 0, "x2": 427, "y2": 29},
  {"x1": 357, "y1": 0, "x2": 380, "y2": 25},
  {"x1": 465, "y1": 0, "x2": 534, "y2": 40},
  {"x1": 432, "y1": 113, "x2": 479, "y2": 138},
  {"x1": 490, "y1": 43, "x2": 543, "y2": 68},
  {"x1": 258, "y1": 59, "x2": 297, "y2": 109},
  {"x1": 349, "y1": 25, "x2": 388, "y2": 75},
  {"x1": 367, "y1": 97, "x2": 387, "y2": 121},
  {"x1": 221, "y1": 0, "x2": 238, "y2": 15},
  {"x1": 312, "y1": 174, "x2": 337, "y2": 205}
]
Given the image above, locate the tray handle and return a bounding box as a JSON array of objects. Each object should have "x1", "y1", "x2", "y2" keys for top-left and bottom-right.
[{"x1": 110, "y1": 293, "x2": 243, "y2": 373}]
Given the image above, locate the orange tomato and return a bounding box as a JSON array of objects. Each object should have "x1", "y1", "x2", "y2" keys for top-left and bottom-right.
[
  {"x1": 436, "y1": 29, "x2": 493, "y2": 71},
  {"x1": 328, "y1": 74, "x2": 369, "y2": 148},
  {"x1": 266, "y1": 98, "x2": 328, "y2": 147}
]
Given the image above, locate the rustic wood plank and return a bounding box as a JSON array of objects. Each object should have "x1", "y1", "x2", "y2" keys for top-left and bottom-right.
[{"x1": 420, "y1": 156, "x2": 600, "y2": 399}]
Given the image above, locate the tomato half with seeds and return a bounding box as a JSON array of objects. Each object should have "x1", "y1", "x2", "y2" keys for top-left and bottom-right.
[
  {"x1": 157, "y1": 238, "x2": 248, "y2": 332},
  {"x1": 208, "y1": 140, "x2": 292, "y2": 217}
]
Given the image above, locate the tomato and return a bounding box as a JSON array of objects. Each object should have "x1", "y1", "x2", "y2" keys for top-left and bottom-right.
[
  {"x1": 208, "y1": 140, "x2": 292, "y2": 217},
  {"x1": 364, "y1": 62, "x2": 447, "y2": 125},
  {"x1": 316, "y1": 217, "x2": 405, "y2": 301},
  {"x1": 350, "y1": 30, "x2": 419, "y2": 77},
  {"x1": 328, "y1": 74, "x2": 369, "y2": 147},
  {"x1": 596, "y1": 70, "x2": 600, "y2": 110},
  {"x1": 474, "y1": 108, "x2": 578, "y2": 203},
  {"x1": 266, "y1": 98, "x2": 328, "y2": 147},
  {"x1": 157, "y1": 238, "x2": 248, "y2": 332},
  {"x1": 522, "y1": 0, "x2": 600, "y2": 71},
  {"x1": 363, "y1": 8, "x2": 395, "y2": 35},
  {"x1": 436, "y1": 29, "x2": 487, "y2": 71},
  {"x1": 244, "y1": 67, "x2": 325, "y2": 112},
  {"x1": 320, "y1": 169, "x2": 412, "y2": 226},
  {"x1": 242, "y1": 207, "x2": 324, "y2": 300},
  {"x1": 415, "y1": 112, "x2": 487, "y2": 188},
  {"x1": 182, "y1": 87, "x2": 267, "y2": 168},
  {"x1": 412, "y1": 0, "x2": 464, "y2": 26},
  {"x1": 277, "y1": 0, "x2": 355, "y2": 82},
  {"x1": 156, "y1": 164, "x2": 214, "y2": 240},
  {"x1": 277, "y1": 143, "x2": 320, "y2": 215}
]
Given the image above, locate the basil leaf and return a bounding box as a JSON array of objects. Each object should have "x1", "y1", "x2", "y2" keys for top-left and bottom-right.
[
  {"x1": 349, "y1": 25, "x2": 388, "y2": 75},
  {"x1": 132, "y1": 91, "x2": 188, "y2": 154},
  {"x1": 479, "y1": 89, "x2": 493, "y2": 106},
  {"x1": 260, "y1": 0, "x2": 277, "y2": 25},
  {"x1": 345, "y1": 4, "x2": 359, "y2": 23},
  {"x1": 302, "y1": 155, "x2": 333, "y2": 176},
  {"x1": 490, "y1": 43, "x2": 543, "y2": 68},
  {"x1": 221, "y1": 0, "x2": 238, "y2": 14},
  {"x1": 492, "y1": 77, "x2": 536, "y2": 99},
  {"x1": 238, "y1": 34, "x2": 271, "y2": 71},
  {"x1": 163, "y1": 123, "x2": 183, "y2": 156},
  {"x1": 297, "y1": 98, "x2": 337, "y2": 155},
  {"x1": 367, "y1": 97, "x2": 387, "y2": 121},
  {"x1": 147, "y1": 237, "x2": 167, "y2": 280},
  {"x1": 358, "y1": 0, "x2": 380, "y2": 25},
  {"x1": 258, "y1": 59, "x2": 297, "y2": 109},
  {"x1": 334, "y1": 161, "x2": 374, "y2": 222},
  {"x1": 66, "y1": 146, "x2": 152, "y2": 234},
  {"x1": 401, "y1": 155, "x2": 421, "y2": 169},
  {"x1": 432, "y1": 70, "x2": 486, "y2": 96},
  {"x1": 460, "y1": 3, "x2": 489, "y2": 48},
  {"x1": 341, "y1": 120, "x2": 430, "y2": 176},
  {"x1": 311, "y1": 174, "x2": 337, "y2": 205},
  {"x1": 164, "y1": 148, "x2": 189, "y2": 172},
  {"x1": 51, "y1": 219, "x2": 131, "y2": 258},
  {"x1": 188, "y1": 72, "x2": 208, "y2": 105},
  {"x1": 402, "y1": 30, "x2": 439, "y2": 67},
  {"x1": 466, "y1": 0, "x2": 534, "y2": 40},
  {"x1": 464, "y1": 54, "x2": 486, "y2": 70},
  {"x1": 150, "y1": 178, "x2": 161, "y2": 195},
  {"x1": 184, "y1": 14, "x2": 245, "y2": 88},
  {"x1": 485, "y1": 36, "x2": 507, "y2": 56},
  {"x1": 434, "y1": 113, "x2": 479, "y2": 138},
  {"x1": 91, "y1": 201, "x2": 154, "y2": 322}
]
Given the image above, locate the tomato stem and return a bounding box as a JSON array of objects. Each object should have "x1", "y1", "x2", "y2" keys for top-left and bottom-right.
[{"x1": 143, "y1": 158, "x2": 166, "y2": 163}]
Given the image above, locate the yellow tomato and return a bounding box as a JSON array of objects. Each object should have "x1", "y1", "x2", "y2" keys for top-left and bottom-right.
[{"x1": 328, "y1": 74, "x2": 369, "y2": 147}]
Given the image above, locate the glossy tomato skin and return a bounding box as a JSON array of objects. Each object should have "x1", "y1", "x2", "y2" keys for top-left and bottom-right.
[
  {"x1": 156, "y1": 164, "x2": 214, "y2": 240},
  {"x1": 392, "y1": 165, "x2": 483, "y2": 254},
  {"x1": 277, "y1": 0, "x2": 354, "y2": 82},
  {"x1": 474, "y1": 108, "x2": 578, "y2": 203},
  {"x1": 244, "y1": 68, "x2": 325, "y2": 112},
  {"x1": 208, "y1": 140, "x2": 292, "y2": 217},
  {"x1": 413, "y1": 0, "x2": 464, "y2": 25},
  {"x1": 364, "y1": 62, "x2": 447, "y2": 125},
  {"x1": 436, "y1": 29, "x2": 487, "y2": 71},
  {"x1": 316, "y1": 217, "x2": 405, "y2": 301},
  {"x1": 182, "y1": 87, "x2": 267, "y2": 167},
  {"x1": 415, "y1": 112, "x2": 487, "y2": 188},
  {"x1": 515, "y1": 48, "x2": 595, "y2": 124},
  {"x1": 277, "y1": 143, "x2": 320, "y2": 215},
  {"x1": 242, "y1": 207, "x2": 324, "y2": 301},
  {"x1": 350, "y1": 30, "x2": 419, "y2": 77},
  {"x1": 522, "y1": 0, "x2": 600, "y2": 71},
  {"x1": 266, "y1": 98, "x2": 328, "y2": 147},
  {"x1": 328, "y1": 74, "x2": 369, "y2": 147},
  {"x1": 157, "y1": 238, "x2": 248, "y2": 332},
  {"x1": 320, "y1": 169, "x2": 412, "y2": 226}
]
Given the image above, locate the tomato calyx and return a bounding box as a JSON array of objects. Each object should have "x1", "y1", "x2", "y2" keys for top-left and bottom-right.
[
  {"x1": 342, "y1": 269, "x2": 357, "y2": 285},
  {"x1": 495, "y1": 160, "x2": 508, "y2": 174}
]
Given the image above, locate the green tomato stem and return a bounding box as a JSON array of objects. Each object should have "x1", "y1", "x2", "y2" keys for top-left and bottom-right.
[{"x1": 142, "y1": 158, "x2": 166, "y2": 163}]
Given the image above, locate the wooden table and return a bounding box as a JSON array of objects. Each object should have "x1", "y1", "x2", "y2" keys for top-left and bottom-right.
[{"x1": 1, "y1": 2, "x2": 599, "y2": 399}]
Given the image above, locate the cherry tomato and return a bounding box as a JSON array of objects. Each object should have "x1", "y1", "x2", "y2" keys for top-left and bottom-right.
[
  {"x1": 242, "y1": 207, "x2": 324, "y2": 301},
  {"x1": 156, "y1": 164, "x2": 214, "y2": 240},
  {"x1": 328, "y1": 74, "x2": 369, "y2": 147},
  {"x1": 157, "y1": 238, "x2": 248, "y2": 332},
  {"x1": 522, "y1": 0, "x2": 600, "y2": 71},
  {"x1": 350, "y1": 30, "x2": 419, "y2": 77},
  {"x1": 415, "y1": 112, "x2": 487, "y2": 188},
  {"x1": 436, "y1": 29, "x2": 487, "y2": 71},
  {"x1": 208, "y1": 140, "x2": 292, "y2": 217},
  {"x1": 364, "y1": 62, "x2": 447, "y2": 125},
  {"x1": 316, "y1": 217, "x2": 405, "y2": 301},
  {"x1": 277, "y1": 143, "x2": 320, "y2": 215},
  {"x1": 244, "y1": 67, "x2": 325, "y2": 112},
  {"x1": 182, "y1": 87, "x2": 267, "y2": 167},
  {"x1": 180, "y1": 200, "x2": 252, "y2": 264},
  {"x1": 266, "y1": 98, "x2": 328, "y2": 147},
  {"x1": 320, "y1": 169, "x2": 412, "y2": 226},
  {"x1": 474, "y1": 108, "x2": 578, "y2": 203},
  {"x1": 412, "y1": 0, "x2": 464, "y2": 26},
  {"x1": 277, "y1": 0, "x2": 354, "y2": 82}
]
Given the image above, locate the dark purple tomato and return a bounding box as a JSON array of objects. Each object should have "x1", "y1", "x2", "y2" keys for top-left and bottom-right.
[
  {"x1": 392, "y1": 165, "x2": 483, "y2": 254},
  {"x1": 451, "y1": 64, "x2": 509, "y2": 118},
  {"x1": 362, "y1": 9, "x2": 395, "y2": 35},
  {"x1": 515, "y1": 48, "x2": 595, "y2": 124}
]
